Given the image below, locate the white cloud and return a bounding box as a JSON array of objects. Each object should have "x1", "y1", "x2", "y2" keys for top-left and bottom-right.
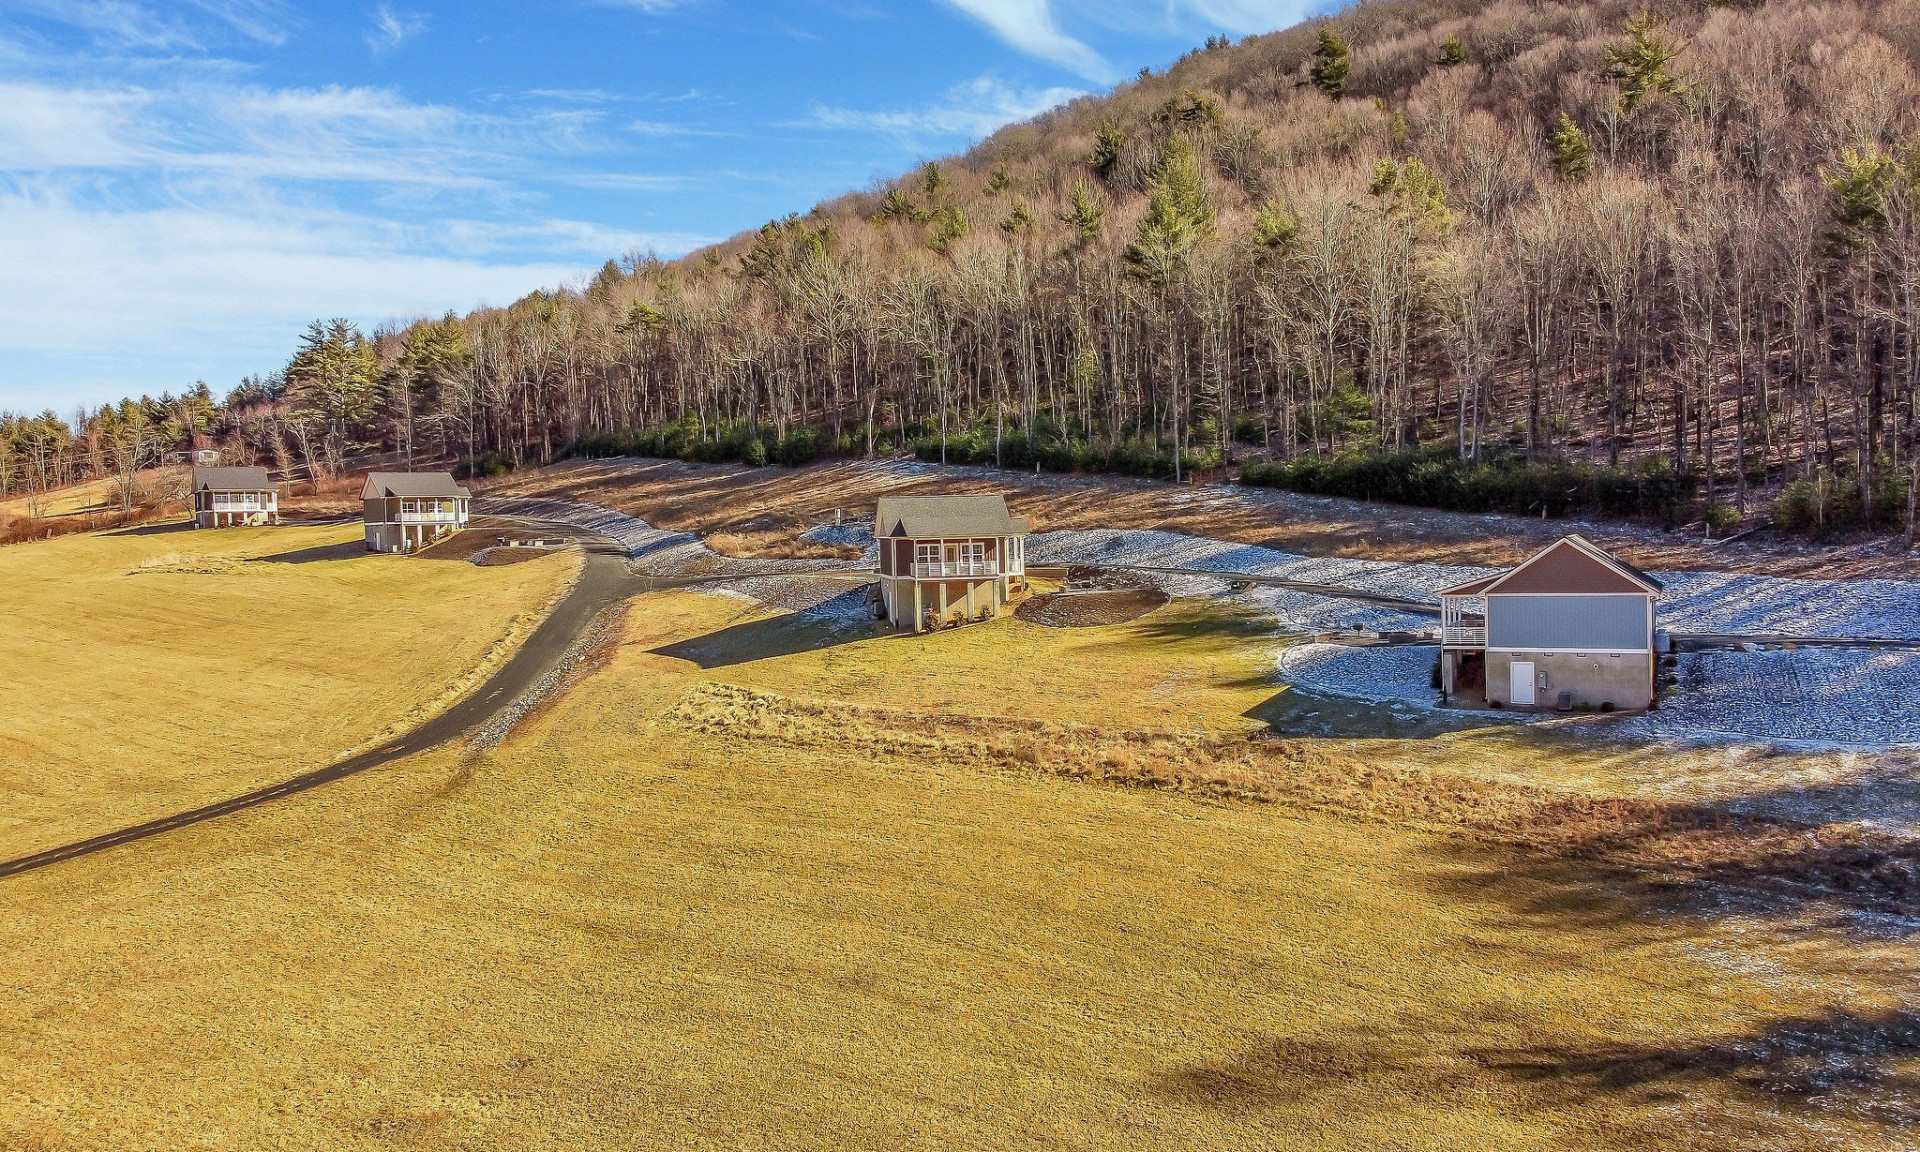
[
  {"x1": 5, "y1": 0, "x2": 290, "y2": 49},
  {"x1": 937, "y1": 0, "x2": 1112, "y2": 81},
  {"x1": 366, "y1": 5, "x2": 428, "y2": 52},
  {"x1": 1058, "y1": 0, "x2": 1318, "y2": 38},
  {"x1": 0, "y1": 189, "x2": 709, "y2": 411},
  {"x1": 809, "y1": 76, "x2": 1084, "y2": 144}
]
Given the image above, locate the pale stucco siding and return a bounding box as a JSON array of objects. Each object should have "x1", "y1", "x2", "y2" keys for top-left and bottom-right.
[
  {"x1": 1488, "y1": 594, "x2": 1650, "y2": 652},
  {"x1": 1487, "y1": 650, "x2": 1655, "y2": 710}
]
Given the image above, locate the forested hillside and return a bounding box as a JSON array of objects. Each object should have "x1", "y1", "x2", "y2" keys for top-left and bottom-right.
[{"x1": 8, "y1": 0, "x2": 1920, "y2": 534}]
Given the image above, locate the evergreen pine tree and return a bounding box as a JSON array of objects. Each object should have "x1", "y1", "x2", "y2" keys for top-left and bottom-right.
[
  {"x1": 1310, "y1": 29, "x2": 1350, "y2": 100},
  {"x1": 1059, "y1": 179, "x2": 1108, "y2": 246},
  {"x1": 1088, "y1": 124, "x2": 1128, "y2": 180},
  {"x1": 1125, "y1": 136, "x2": 1216, "y2": 285},
  {"x1": 1550, "y1": 113, "x2": 1593, "y2": 181},
  {"x1": 1602, "y1": 9, "x2": 1687, "y2": 113},
  {"x1": 1438, "y1": 33, "x2": 1466, "y2": 67}
]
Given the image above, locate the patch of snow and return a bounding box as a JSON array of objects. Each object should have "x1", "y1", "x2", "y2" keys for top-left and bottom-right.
[
  {"x1": 1276, "y1": 641, "x2": 1920, "y2": 751},
  {"x1": 1277, "y1": 643, "x2": 1442, "y2": 707},
  {"x1": 1625, "y1": 649, "x2": 1920, "y2": 749},
  {"x1": 1031, "y1": 526, "x2": 1920, "y2": 643}
]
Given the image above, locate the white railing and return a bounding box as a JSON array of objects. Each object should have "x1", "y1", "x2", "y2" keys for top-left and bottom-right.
[
  {"x1": 396, "y1": 510, "x2": 464, "y2": 523},
  {"x1": 211, "y1": 497, "x2": 269, "y2": 510},
  {"x1": 913, "y1": 561, "x2": 1000, "y2": 578},
  {"x1": 1442, "y1": 626, "x2": 1487, "y2": 646}
]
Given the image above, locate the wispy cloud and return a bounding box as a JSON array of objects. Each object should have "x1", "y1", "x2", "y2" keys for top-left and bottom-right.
[
  {"x1": 366, "y1": 5, "x2": 428, "y2": 53},
  {"x1": 5, "y1": 0, "x2": 291, "y2": 49},
  {"x1": 937, "y1": 0, "x2": 1112, "y2": 82},
  {"x1": 808, "y1": 76, "x2": 1084, "y2": 144}
]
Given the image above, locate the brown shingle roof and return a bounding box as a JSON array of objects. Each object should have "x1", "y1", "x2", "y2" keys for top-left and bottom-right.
[
  {"x1": 1458, "y1": 535, "x2": 1662, "y2": 597},
  {"x1": 191, "y1": 466, "x2": 274, "y2": 492},
  {"x1": 359, "y1": 472, "x2": 471, "y2": 500},
  {"x1": 874, "y1": 494, "x2": 1027, "y2": 539}
]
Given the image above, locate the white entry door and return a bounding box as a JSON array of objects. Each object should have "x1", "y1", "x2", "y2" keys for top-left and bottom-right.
[{"x1": 1510, "y1": 661, "x2": 1537, "y2": 706}]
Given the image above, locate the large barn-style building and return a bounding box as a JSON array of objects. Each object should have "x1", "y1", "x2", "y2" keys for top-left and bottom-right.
[
  {"x1": 361, "y1": 472, "x2": 471, "y2": 553},
  {"x1": 873, "y1": 494, "x2": 1030, "y2": 632},
  {"x1": 1438, "y1": 534, "x2": 1662, "y2": 712}
]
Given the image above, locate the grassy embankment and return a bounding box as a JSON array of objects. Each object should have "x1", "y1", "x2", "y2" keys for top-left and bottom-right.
[
  {"x1": 0, "y1": 522, "x2": 578, "y2": 859},
  {"x1": 2, "y1": 585, "x2": 1914, "y2": 1150}
]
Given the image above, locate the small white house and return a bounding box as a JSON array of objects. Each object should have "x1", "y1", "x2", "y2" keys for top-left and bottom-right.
[
  {"x1": 361, "y1": 472, "x2": 470, "y2": 553},
  {"x1": 190, "y1": 466, "x2": 278, "y2": 528}
]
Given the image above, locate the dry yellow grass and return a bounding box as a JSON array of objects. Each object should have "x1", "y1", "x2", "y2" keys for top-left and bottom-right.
[
  {"x1": 665, "y1": 596, "x2": 1282, "y2": 731},
  {"x1": 0, "y1": 522, "x2": 577, "y2": 859},
  {"x1": 2, "y1": 590, "x2": 1915, "y2": 1149}
]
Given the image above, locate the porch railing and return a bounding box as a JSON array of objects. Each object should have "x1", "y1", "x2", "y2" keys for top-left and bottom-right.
[{"x1": 913, "y1": 561, "x2": 1000, "y2": 578}]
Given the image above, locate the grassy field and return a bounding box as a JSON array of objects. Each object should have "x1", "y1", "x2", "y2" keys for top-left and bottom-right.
[
  {"x1": 0, "y1": 522, "x2": 577, "y2": 859},
  {"x1": 3, "y1": 586, "x2": 1915, "y2": 1150}
]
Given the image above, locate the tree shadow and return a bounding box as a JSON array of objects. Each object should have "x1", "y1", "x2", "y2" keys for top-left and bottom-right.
[
  {"x1": 256, "y1": 541, "x2": 367, "y2": 564},
  {"x1": 1244, "y1": 686, "x2": 1501, "y2": 740},
  {"x1": 1474, "y1": 1007, "x2": 1920, "y2": 1126},
  {"x1": 1147, "y1": 1006, "x2": 1920, "y2": 1141},
  {"x1": 649, "y1": 609, "x2": 884, "y2": 669}
]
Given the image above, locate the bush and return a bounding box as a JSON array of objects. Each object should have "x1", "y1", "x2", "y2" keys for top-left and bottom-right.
[
  {"x1": 1241, "y1": 446, "x2": 1698, "y2": 523},
  {"x1": 1773, "y1": 466, "x2": 1910, "y2": 535},
  {"x1": 775, "y1": 427, "x2": 821, "y2": 466},
  {"x1": 455, "y1": 451, "x2": 515, "y2": 479}
]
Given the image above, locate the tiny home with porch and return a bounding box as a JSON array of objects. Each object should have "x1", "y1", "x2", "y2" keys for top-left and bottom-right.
[
  {"x1": 1438, "y1": 534, "x2": 1662, "y2": 712},
  {"x1": 874, "y1": 494, "x2": 1029, "y2": 632},
  {"x1": 362, "y1": 472, "x2": 471, "y2": 553},
  {"x1": 191, "y1": 466, "x2": 278, "y2": 528}
]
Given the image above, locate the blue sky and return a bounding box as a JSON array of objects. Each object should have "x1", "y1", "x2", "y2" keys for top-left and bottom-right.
[{"x1": 0, "y1": 0, "x2": 1319, "y2": 416}]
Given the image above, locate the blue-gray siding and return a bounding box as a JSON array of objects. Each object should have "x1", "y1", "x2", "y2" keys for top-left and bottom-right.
[{"x1": 1487, "y1": 594, "x2": 1650, "y2": 651}]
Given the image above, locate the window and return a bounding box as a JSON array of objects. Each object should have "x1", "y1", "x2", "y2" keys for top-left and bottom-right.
[
  {"x1": 916, "y1": 543, "x2": 940, "y2": 567},
  {"x1": 959, "y1": 542, "x2": 985, "y2": 565}
]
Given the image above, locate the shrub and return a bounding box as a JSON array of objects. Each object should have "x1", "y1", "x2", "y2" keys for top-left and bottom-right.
[
  {"x1": 455, "y1": 451, "x2": 516, "y2": 479},
  {"x1": 1242, "y1": 446, "x2": 1698, "y2": 522},
  {"x1": 1773, "y1": 466, "x2": 1909, "y2": 535},
  {"x1": 775, "y1": 427, "x2": 822, "y2": 467}
]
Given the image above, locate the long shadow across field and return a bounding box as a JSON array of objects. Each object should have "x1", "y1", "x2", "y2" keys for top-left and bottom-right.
[
  {"x1": 651, "y1": 608, "x2": 883, "y2": 669},
  {"x1": 0, "y1": 535, "x2": 645, "y2": 881}
]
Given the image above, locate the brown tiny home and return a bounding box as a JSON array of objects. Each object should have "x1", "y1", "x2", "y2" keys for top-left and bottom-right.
[
  {"x1": 1439, "y1": 534, "x2": 1662, "y2": 712},
  {"x1": 874, "y1": 494, "x2": 1030, "y2": 632},
  {"x1": 362, "y1": 472, "x2": 471, "y2": 553},
  {"x1": 191, "y1": 466, "x2": 278, "y2": 528}
]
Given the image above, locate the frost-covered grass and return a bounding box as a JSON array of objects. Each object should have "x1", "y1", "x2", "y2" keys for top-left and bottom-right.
[
  {"x1": 1031, "y1": 527, "x2": 1920, "y2": 642},
  {"x1": 1277, "y1": 642, "x2": 1920, "y2": 751}
]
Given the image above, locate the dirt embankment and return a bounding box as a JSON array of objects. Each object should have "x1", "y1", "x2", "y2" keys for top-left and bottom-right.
[{"x1": 482, "y1": 457, "x2": 1916, "y2": 580}]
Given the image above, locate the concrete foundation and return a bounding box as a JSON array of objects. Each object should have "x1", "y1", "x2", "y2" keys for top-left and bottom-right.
[{"x1": 1481, "y1": 649, "x2": 1655, "y2": 712}]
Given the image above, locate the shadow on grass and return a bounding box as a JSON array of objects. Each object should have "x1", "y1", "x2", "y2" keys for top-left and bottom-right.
[
  {"x1": 1476, "y1": 1007, "x2": 1920, "y2": 1126},
  {"x1": 102, "y1": 520, "x2": 195, "y2": 537},
  {"x1": 1150, "y1": 1005, "x2": 1920, "y2": 1141},
  {"x1": 1244, "y1": 686, "x2": 1498, "y2": 740},
  {"x1": 257, "y1": 540, "x2": 367, "y2": 564},
  {"x1": 650, "y1": 610, "x2": 882, "y2": 669}
]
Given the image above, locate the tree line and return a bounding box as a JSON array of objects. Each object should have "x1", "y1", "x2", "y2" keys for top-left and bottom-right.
[{"x1": 8, "y1": 0, "x2": 1920, "y2": 537}]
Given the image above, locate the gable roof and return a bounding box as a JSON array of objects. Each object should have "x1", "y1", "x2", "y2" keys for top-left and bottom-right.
[
  {"x1": 1441, "y1": 534, "x2": 1662, "y2": 597},
  {"x1": 874, "y1": 494, "x2": 1028, "y2": 539},
  {"x1": 191, "y1": 466, "x2": 274, "y2": 492},
  {"x1": 359, "y1": 472, "x2": 470, "y2": 500}
]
